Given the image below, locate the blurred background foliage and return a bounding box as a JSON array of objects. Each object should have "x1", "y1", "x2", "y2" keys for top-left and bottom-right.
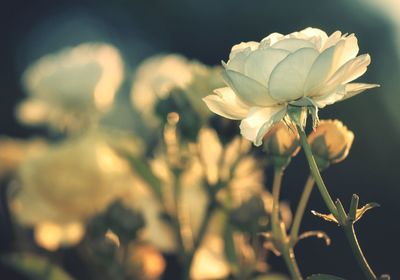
[{"x1": 0, "y1": 0, "x2": 400, "y2": 279}]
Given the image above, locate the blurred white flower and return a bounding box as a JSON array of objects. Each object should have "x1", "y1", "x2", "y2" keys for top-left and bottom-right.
[
  {"x1": 196, "y1": 128, "x2": 264, "y2": 208},
  {"x1": 0, "y1": 137, "x2": 47, "y2": 180},
  {"x1": 123, "y1": 126, "x2": 265, "y2": 257},
  {"x1": 130, "y1": 54, "x2": 223, "y2": 127},
  {"x1": 10, "y1": 132, "x2": 137, "y2": 250},
  {"x1": 18, "y1": 43, "x2": 124, "y2": 132},
  {"x1": 203, "y1": 27, "x2": 378, "y2": 146}
]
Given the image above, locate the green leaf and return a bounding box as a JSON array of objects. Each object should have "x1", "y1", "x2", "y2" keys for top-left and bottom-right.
[
  {"x1": 311, "y1": 210, "x2": 339, "y2": 224},
  {"x1": 306, "y1": 274, "x2": 346, "y2": 280},
  {"x1": 355, "y1": 202, "x2": 380, "y2": 222},
  {"x1": 1, "y1": 253, "x2": 73, "y2": 280}
]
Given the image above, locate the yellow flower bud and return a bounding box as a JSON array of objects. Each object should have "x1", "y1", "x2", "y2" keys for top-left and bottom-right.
[
  {"x1": 308, "y1": 120, "x2": 354, "y2": 170},
  {"x1": 262, "y1": 122, "x2": 300, "y2": 167}
]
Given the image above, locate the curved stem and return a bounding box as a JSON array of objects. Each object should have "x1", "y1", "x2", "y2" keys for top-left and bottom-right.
[
  {"x1": 281, "y1": 243, "x2": 302, "y2": 280},
  {"x1": 172, "y1": 170, "x2": 186, "y2": 255},
  {"x1": 297, "y1": 125, "x2": 377, "y2": 279},
  {"x1": 183, "y1": 200, "x2": 217, "y2": 280},
  {"x1": 271, "y1": 168, "x2": 283, "y2": 237},
  {"x1": 272, "y1": 168, "x2": 303, "y2": 280},
  {"x1": 297, "y1": 125, "x2": 339, "y2": 219},
  {"x1": 344, "y1": 224, "x2": 377, "y2": 280},
  {"x1": 290, "y1": 175, "x2": 315, "y2": 241}
]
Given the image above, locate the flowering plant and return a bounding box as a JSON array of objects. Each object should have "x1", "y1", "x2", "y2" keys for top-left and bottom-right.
[{"x1": 0, "y1": 28, "x2": 389, "y2": 280}]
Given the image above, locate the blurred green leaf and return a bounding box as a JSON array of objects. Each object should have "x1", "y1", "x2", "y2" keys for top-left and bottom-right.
[
  {"x1": 1, "y1": 253, "x2": 73, "y2": 280},
  {"x1": 306, "y1": 274, "x2": 346, "y2": 280},
  {"x1": 156, "y1": 89, "x2": 202, "y2": 141},
  {"x1": 118, "y1": 151, "x2": 163, "y2": 201},
  {"x1": 223, "y1": 223, "x2": 239, "y2": 273},
  {"x1": 105, "y1": 200, "x2": 145, "y2": 244}
]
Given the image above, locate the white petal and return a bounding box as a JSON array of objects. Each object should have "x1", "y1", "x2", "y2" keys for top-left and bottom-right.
[
  {"x1": 244, "y1": 48, "x2": 290, "y2": 85},
  {"x1": 239, "y1": 106, "x2": 287, "y2": 146},
  {"x1": 342, "y1": 83, "x2": 380, "y2": 100},
  {"x1": 305, "y1": 37, "x2": 359, "y2": 96},
  {"x1": 313, "y1": 83, "x2": 378, "y2": 108},
  {"x1": 299, "y1": 27, "x2": 328, "y2": 41},
  {"x1": 260, "y1": 33, "x2": 284, "y2": 48},
  {"x1": 328, "y1": 54, "x2": 371, "y2": 85},
  {"x1": 269, "y1": 48, "x2": 319, "y2": 101},
  {"x1": 313, "y1": 85, "x2": 346, "y2": 108},
  {"x1": 304, "y1": 45, "x2": 337, "y2": 94},
  {"x1": 314, "y1": 54, "x2": 371, "y2": 98},
  {"x1": 223, "y1": 70, "x2": 278, "y2": 106},
  {"x1": 203, "y1": 87, "x2": 250, "y2": 120},
  {"x1": 335, "y1": 34, "x2": 359, "y2": 68},
  {"x1": 322, "y1": 31, "x2": 342, "y2": 50},
  {"x1": 229, "y1": 41, "x2": 259, "y2": 60},
  {"x1": 226, "y1": 51, "x2": 248, "y2": 73},
  {"x1": 293, "y1": 28, "x2": 328, "y2": 50},
  {"x1": 271, "y1": 38, "x2": 316, "y2": 52}
]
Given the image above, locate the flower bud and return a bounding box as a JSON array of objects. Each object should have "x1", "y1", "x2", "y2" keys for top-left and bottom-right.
[
  {"x1": 308, "y1": 120, "x2": 354, "y2": 170},
  {"x1": 263, "y1": 122, "x2": 300, "y2": 167}
]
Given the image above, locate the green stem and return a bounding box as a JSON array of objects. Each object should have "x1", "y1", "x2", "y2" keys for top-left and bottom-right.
[
  {"x1": 172, "y1": 170, "x2": 186, "y2": 256},
  {"x1": 344, "y1": 224, "x2": 377, "y2": 280},
  {"x1": 281, "y1": 243, "x2": 302, "y2": 280},
  {"x1": 271, "y1": 168, "x2": 283, "y2": 237},
  {"x1": 297, "y1": 125, "x2": 339, "y2": 220},
  {"x1": 297, "y1": 125, "x2": 377, "y2": 280},
  {"x1": 290, "y1": 175, "x2": 315, "y2": 242},
  {"x1": 272, "y1": 168, "x2": 303, "y2": 280}
]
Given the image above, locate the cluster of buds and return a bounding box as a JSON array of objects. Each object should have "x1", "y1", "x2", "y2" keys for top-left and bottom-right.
[{"x1": 263, "y1": 119, "x2": 354, "y2": 170}]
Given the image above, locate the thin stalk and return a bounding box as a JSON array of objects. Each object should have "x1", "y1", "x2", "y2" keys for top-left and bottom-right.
[
  {"x1": 290, "y1": 175, "x2": 315, "y2": 242},
  {"x1": 281, "y1": 243, "x2": 302, "y2": 280},
  {"x1": 172, "y1": 170, "x2": 186, "y2": 256},
  {"x1": 297, "y1": 125, "x2": 339, "y2": 220},
  {"x1": 183, "y1": 200, "x2": 217, "y2": 280},
  {"x1": 344, "y1": 224, "x2": 377, "y2": 280},
  {"x1": 271, "y1": 168, "x2": 302, "y2": 280},
  {"x1": 297, "y1": 125, "x2": 377, "y2": 280},
  {"x1": 271, "y1": 168, "x2": 283, "y2": 237}
]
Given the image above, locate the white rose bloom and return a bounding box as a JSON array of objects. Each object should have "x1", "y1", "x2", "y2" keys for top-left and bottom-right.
[
  {"x1": 203, "y1": 27, "x2": 379, "y2": 146},
  {"x1": 18, "y1": 43, "x2": 124, "y2": 132},
  {"x1": 10, "y1": 132, "x2": 137, "y2": 250}
]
